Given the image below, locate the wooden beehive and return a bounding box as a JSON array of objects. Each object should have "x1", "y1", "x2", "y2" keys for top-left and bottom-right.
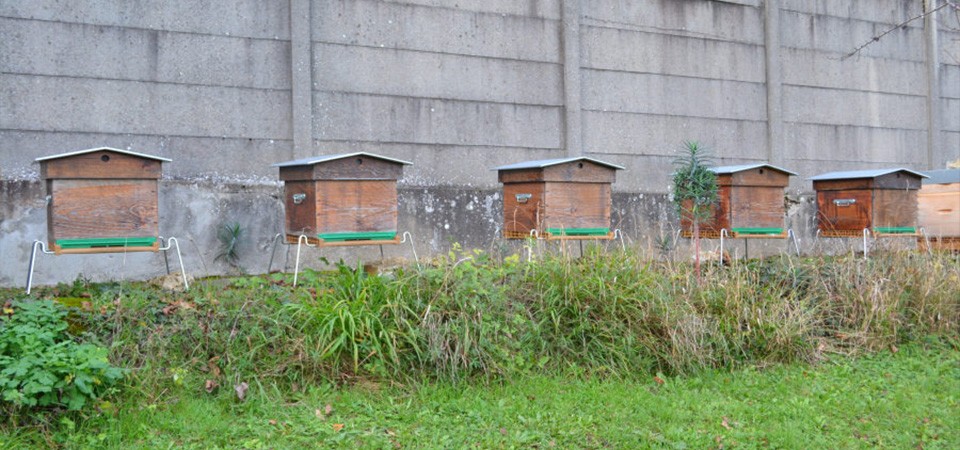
[
  {"x1": 810, "y1": 168, "x2": 928, "y2": 237},
  {"x1": 36, "y1": 147, "x2": 170, "y2": 254},
  {"x1": 273, "y1": 152, "x2": 411, "y2": 245},
  {"x1": 495, "y1": 157, "x2": 624, "y2": 239},
  {"x1": 680, "y1": 164, "x2": 797, "y2": 238},
  {"x1": 918, "y1": 168, "x2": 960, "y2": 251}
]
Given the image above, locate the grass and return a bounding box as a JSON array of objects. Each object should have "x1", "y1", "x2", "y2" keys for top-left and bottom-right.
[
  {"x1": 1, "y1": 247, "x2": 958, "y2": 447},
  {"x1": 1, "y1": 342, "x2": 956, "y2": 449}
]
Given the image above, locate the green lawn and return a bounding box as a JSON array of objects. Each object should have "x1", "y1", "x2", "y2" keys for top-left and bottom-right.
[{"x1": 4, "y1": 343, "x2": 957, "y2": 449}]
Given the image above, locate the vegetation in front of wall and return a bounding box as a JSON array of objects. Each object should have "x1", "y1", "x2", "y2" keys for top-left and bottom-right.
[
  {"x1": 0, "y1": 300, "x2": 126, "y2": 423},
  {"x1": 671, "y1": 140, "x2": 719, "y2": 280},
  {"x1": 1, "y1": 248, "x2": 957, "y2": 438},
  {"x1": 215, "y1": 222, "x2": 245, "y2": 273}
]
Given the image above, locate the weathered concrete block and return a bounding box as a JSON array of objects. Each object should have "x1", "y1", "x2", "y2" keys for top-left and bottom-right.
[
  {"x1": 783, "y1": 123, "x2": 927, "y2": 165},
  {"x1": 942, "y1": 65, "x2": 960, "y2": 99},
  {"x1": 584, "y1": 0, "x2": 764, "y2": 44},
  {"x1": 782, "y1": 48, "x2": 926, "y2": 96},
  {"x1": 944, "y1": 99, "x2": 960, "y2": 132},
  {"x1": 314, "y1": 0, "x2": 560, "y2": 62},
  {"x1": 0, "y1": 0, "x2": 288, "y2": 39},
  {"x1": 314, "y1": 92, "x2": 562, "y2": 149},
  {"x1": 781, "y1": 0, "x2": 921, "y2": 27},
  {"x1": 581, "y1": 26, "x2": 766, "y2": 83},
  {"x1": 581, "y1": 70, "x2": 767, "y2": 121},
  {"x1": 781, "y1": 10, "x2": 925, "y2": 61},
  {"x1": 783, "y1": 85, "x2": 927, "y2": 129},
  {"x1": 0, "y1": 19, "x2": 291, "y2": 90},
  {"x1": 1, "y1": 75, "x2": 291, "y2": 139},
  {"x1": 314, "y1": 44, "x2": 562, "y2": 105}
]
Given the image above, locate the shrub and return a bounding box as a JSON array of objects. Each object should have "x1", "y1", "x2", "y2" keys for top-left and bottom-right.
[{"x1": 0, "y1": 300, "x2": 125, "y2": 413}]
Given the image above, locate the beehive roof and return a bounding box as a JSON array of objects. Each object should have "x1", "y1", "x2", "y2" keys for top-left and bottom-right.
[
  {"x1": 272, "y1": 152, "x2": 412, "y2": 167},
  {"x1": 808, "y1": 168, "x2": 928, "y2": 181},
  {"x1": 35, "y1": 147, "x2": 171, "y2": 162},
  {"x1": 710, "y1": 163, "x2": 797, "y2": 176},
  {"x1": 493, "y1": 157, "x2": 625, "y2": 171},
  {"x1": 921, "y1": 168, "x2": 960, "y2": 185}
]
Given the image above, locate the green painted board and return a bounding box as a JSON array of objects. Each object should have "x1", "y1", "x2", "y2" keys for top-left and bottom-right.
[
  {"x1": 545, "y1": 227, "x2": 610, "y2": 236},
  {"x1": 873, "y1": 227, "x2": 916, "y2": 234},
  {"x1": 56, "y1": 237, "x2": 157, "y2": 249},
  {"x1": 731, "y1": 227, "x2": 783, "y2": 235},
  {"x1": 317, "y1": 231, "x2": 397, "y2": 242}
]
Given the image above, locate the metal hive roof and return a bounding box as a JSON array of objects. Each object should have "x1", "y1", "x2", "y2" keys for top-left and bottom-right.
[
  {"x1": 35, "y1": 147, "x2": 171, "y2": 162},
  {"x1": 808, "y1": 168, "x2": 928, "y2": 181},
  {"x1": 921, "y1": 168, "x2": 960, "y2": 185},
  {"x1": 493, "y1": 157, "x2": 625, "y2": 171},
  {"x1": 709, "y1": 163, "x2": 797, "y2": 176},
  {"x1": 272, "y1": 152, "x2": 412, "y2": 167}
]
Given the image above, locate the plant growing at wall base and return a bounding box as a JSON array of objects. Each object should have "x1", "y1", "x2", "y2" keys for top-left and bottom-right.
[
  {"x1": 671, "y1": 141, "x2": 718, "y2": 281},
  {"x1": 215, "y1": 223, "x2": 245, "y2": 273}
]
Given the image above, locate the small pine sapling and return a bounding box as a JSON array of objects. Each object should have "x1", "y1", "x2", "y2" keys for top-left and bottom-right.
[{"x1": 671, "y1": 141, "x2": 719, "y2": 282}]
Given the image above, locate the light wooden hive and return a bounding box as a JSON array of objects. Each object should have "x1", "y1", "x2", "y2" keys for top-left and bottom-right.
[
  {"x1": 917, "y1": 168, "x2": 960, "y2": 251},
  {"x1": 273, "y1": 152, "x2": 412, "y2": 245},
  {"x1": 680, "y1": 163, "x2": 797, "y2": 238},
  {"x1": 810, "y1": 168, "x2": 928, "y2": 237},
  {"x1": 494, "y1": 157, "x2": 624, "y2": 239},
  {"x1": 36, "y1": 147, "x2": 170, "y2": 254}
]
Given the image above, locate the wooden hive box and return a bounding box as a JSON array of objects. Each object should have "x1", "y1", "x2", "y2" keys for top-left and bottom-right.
[
  {"x1": 918, "y1": 168, "x2": 960, "y2": 251},
  {"x1": 36, "y1": 147, "x2": 170, "y2": 254},
  {"x1": 273, "y1": 152, "x2": 411, "y2": 245},
  {"x1": 810, "y1": 168, "x2": 928, "y2": 237},
  {"x1": 494, "y1": 157, "x2": 624, "y2": 239},
  {"x1": 680, "y1": 164, "x2": 797, "y2": 238}
]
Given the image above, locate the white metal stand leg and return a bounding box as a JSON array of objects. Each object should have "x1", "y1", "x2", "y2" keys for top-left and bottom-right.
[
  {"x1": 862, "y1": 228, "x2": 871, "y2": 259},
  {"x1": 719, "y1": 229, "x2": 729, "y2": 267},
  {"x1": 292, "y1": 234, "x2": 318, "y2": 287},
  {"x1": 267, "y1": 233, "x2": 287, "y2": 272},
  {"x1": 919, "y1": 227, "x2": 932, "y2": 255},
  {"x1": 158, "y1": 236, "x2": 189, "y2": 290},
  {"x1": 787, "y1": 229, "x2": 801, "y2": 256},
  {"x1": 612, "y1": 228, "x2": 626, "y2": 252},
  {"x1": 399, "y1": 231, "x2": 419, "y2": 266},
  {"x1": 25, "y1": 240, "x2": 54, "y2": 295}
]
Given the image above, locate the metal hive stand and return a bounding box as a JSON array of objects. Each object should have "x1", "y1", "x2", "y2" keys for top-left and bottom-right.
[
  {"x1": 682, "y1": 228, "x2": 801, "y2": 260},
  {"x1": 815, "y1": 227, "x2": 929, "y2": 259},
  {"x1": 267, "y1": 231, "x2": 420, "y2": 286},
  {"x1": 25, "y1": 236, "x2": 189, "y2": 294}
]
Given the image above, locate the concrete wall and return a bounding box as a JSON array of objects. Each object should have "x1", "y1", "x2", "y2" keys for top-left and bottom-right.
[{"x1": 2, "y1": 0, "x2": 957, "y2": 286}]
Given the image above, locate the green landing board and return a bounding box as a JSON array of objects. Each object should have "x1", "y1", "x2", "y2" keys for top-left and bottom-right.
[
  {"x1": 317, "y1": 231, "x2": 397, "y2": 242},
  {"x1": 56, "y1": 237, "x2": 158, "y2": 249},
  {"x1": 545, "y1": 227, "x2": 610, "y2": 236},
  {"x1": 731, "y1": 227, "x2": 784, "y2": 235},
  {"x1": 873, "y1": 227, "x2": 916, "y2": 234}
]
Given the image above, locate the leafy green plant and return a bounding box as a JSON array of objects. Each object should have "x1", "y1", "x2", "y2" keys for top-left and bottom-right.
[
  {"x1": 0, "y1": 300, "x2": 125, "y2": 416},
  {"x1": 215, "y1": 222, "x2": 245, "y2": 272},
  {"x1": 671, "y1": 141, "x2": 719, "y2": 281}
]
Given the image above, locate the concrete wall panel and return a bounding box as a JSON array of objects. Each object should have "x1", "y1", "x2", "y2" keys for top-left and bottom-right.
[
  {"x1": 781, "y1": 0, "x2": 920, "y2": 27},
  {"x1": 784, "y1": 123, "x2": 927, "y2": 165},
  {"x1": 0, "y1": 0, "x2": 288, "y2": 39},
  {"x1": 781, "y1": 10, "x2": 925, "y2": 61},
  {"x1": 584, "y1": 0, "x2": 763, "y2": 44},
  {"x1": 314, "y1": 0, "x2": 560, "y2": 62},
  {"x1": 783, "y1": 85, "x2": 927, "y2": 129},
  {"x1": 582, "y1": 70, "x2": 766, "y2": 121},
  {"x1": 314, "y1": 92, "x2": 561, "y2": 149},
  {"x1": 782, "y1": 48, "x2": 926, "y2": 96},
  {"x1": 943, "y1": 65, "x2": 960, "y2": 99},
  {"x1": 0, "y1": 19, "x2": 291, "y2": 90},
  {"x1": 314, "y1": 44, "x2": 562, "y2": 105},
  {"x1": 581, "y1": 26, "x2": 765, "y2": 83},
  {"x1": 1, "y1": 75, "x2": 291, "y2": 139},
  {"x1": 377, "y1": 0, "x2": 561, "y2": 20}
]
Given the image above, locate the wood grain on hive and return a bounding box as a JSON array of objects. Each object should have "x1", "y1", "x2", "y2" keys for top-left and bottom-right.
[
  {"x1": 681, "y1": 164, "x2": 797, "y2": 238},
  {"x1": 495, "y1": 157, "x2": 623, "y2": 239},
  {"x1": 274, "y1": 152, "x2": 411, "y2": 246},
  {"x1": 36, "y1": 147, "x2": 170, "y2": 254},
  {"x1": 810, "y1": 168, "x2": 927, "y2": 237},
  {"x1": 917, "y1": 169, "x2": 960, "y2": 251}
]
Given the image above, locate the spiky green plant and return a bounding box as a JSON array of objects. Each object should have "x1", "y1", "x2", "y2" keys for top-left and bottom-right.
[
  {"x1": 215, "y1": 223, "x2": 244, "y2": 273},
  {"x1": 671, "y1": 141, "x2": 719, "y2": 281}
]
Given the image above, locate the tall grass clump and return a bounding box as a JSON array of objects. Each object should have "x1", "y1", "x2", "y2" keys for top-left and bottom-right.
[{"x1": 22, "y1": 247, "x2": 955, "y2": 400}]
